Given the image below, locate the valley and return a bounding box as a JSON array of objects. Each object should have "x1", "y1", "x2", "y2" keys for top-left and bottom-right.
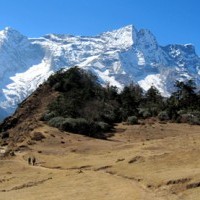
[{"x1": 1, "y1": 122, "x2": 200, "y2": 200}]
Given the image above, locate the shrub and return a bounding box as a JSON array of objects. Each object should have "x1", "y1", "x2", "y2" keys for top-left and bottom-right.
[
  {"x1": 53, "y1": 82, "x2": 62, "y2": 91},
  {"x1": 61, "y1": 118, "x2": 89, "y2": 134},
  {"x1": 149, "y1": 106, "x2": 160, "y2": 116},
  {"x1": 143, "y1": 110, "x2": 151, "y2": 118},
  {"x1": 177, "y1": 110, "x2": 187, "y2": 115},
  {"x1": 42, "y1": 111, "x2": 57, "y2": 121},
  {"x1": 48, "y1": 116, "x2": 109, "y2": 139},
  {"x1": 127, "y1": 116, "x2": 138, "y2": 125},
  {"x1": 179, "y1": 113, "x2": 200, "y2": 125},
  {"x1": 48, "y1": 117, "x2": 66, "y2": 129},
  {"x1": 158, "y1": 111, "x2": 169, "y2": 121},
  {"x1": 139, "y1": 108, "x2": 151, "y2": 119},
  {"x1": 1, "y1": 131, "x2": 9, "y2": 139},
  {"x1": 102, "y1": 110, "x2": 118, "y2": 123},
  {"x1": 97, "y1": 122, "x2": 111, "y2": 132},
  {"x1": 88, "y1": 122, "x2": 108, "y2": 139},
  {"x1": 179, "y1": 114, "x2": 192, "y2": 123},
  {"x1": 190, "y1": 111, "x2": 200, "y2": 118},
  {"x1": 189, "y1": 116, "x2": 200, "y2": 125},
  {"x1": 62, "y1": 118, "x2": 109, "y2": 139}
]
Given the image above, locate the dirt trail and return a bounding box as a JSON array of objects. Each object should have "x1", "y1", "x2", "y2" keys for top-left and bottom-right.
[{"x1": 0, "y1": 150, "x2": 167, "y2": 200}]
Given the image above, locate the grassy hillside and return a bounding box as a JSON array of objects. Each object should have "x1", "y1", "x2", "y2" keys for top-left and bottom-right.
[{"x1": 1, "y1": 122, "x2": 200, "y2": 200}]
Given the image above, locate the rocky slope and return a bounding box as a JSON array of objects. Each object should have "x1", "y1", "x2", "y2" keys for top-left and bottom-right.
[{"x1": 0, "y1": 25, "x2": 200, "y2": 118}]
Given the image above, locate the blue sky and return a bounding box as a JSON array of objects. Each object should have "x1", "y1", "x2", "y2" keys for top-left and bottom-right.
[{"x1": 0, "y1": 0, "x2": 199, "y2": 54}]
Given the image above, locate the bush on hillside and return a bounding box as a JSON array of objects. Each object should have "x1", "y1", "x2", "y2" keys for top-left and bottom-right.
[
  {"x1": 48, "y1": 116, "x2": 66, "y2": 129},
  {"x1": 178, "y1": 112, "x2": 200, "y2": 125},
  {"x1": 41, "y1": 111, "x2": 57, "y2": 121},
  {"x1": 158, "y1": 111, "x2": 169, "y2": 121},
  {"x1": 127, "y1": 116, "x2": 138, "y2": 125},
  {"x1": 138, "y1": 108, "x2": 151, "y2": 119},
  {"x1": 149, "y1": 106, "x2": 161, "y2": 117},
  {"x1": 189, "y1": 116, "x2": 200, "y2": 125},
  {"x1": 97, "y1": 122, "x2": 111, "y2": 132},
  {"x1": 1, "y1": 131, "x2": 9, "y2": 139},
  {"x1": 47, "y1": 117, "x2": 110, "y2": 139},
  {"x1": 61, "y1": 118, "x2": 89, "y2": 134}
]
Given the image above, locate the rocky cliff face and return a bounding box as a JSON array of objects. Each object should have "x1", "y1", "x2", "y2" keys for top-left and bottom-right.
[{"x1": 0, "y1": 25, "x2": 200, "y2": 118}]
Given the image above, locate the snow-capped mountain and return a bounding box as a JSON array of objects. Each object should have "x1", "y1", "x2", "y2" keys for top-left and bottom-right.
[{"x1": 0, "y1": 25, "x2": 200, "y2": 118}]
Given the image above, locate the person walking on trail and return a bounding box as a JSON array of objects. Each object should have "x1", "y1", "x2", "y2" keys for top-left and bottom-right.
[
  {"x1": 28, "y1": 157, "x2": 31, "y2": 165},
  {"x1": 32, "y1": 157, "x2": 36, "y2": 166}
]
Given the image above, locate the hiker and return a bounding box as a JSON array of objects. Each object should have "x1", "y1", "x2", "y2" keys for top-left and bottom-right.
[
  {"x1": 32, "y1": 157, "x2": 36, "y2": 166},
  {"x1": 28, "y1": 157, "x2": 31, "y2": 165}
]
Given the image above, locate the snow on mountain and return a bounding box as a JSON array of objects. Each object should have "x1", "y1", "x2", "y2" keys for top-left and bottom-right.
[{"x1": 0, "y1": 25, "x2": 200, "y2": 118}]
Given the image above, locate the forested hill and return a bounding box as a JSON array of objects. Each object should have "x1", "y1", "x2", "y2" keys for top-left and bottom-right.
[{"x1": 1, "y1": 67, "x2": 200, "y2": 145}]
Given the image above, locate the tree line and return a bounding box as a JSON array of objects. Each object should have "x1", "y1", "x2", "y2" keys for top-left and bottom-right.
[{"x1": 41, "y1": 66, "x2": 200, "y2": 139}]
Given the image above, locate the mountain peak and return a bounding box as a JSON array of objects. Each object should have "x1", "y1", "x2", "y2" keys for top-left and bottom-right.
[
  {"x1": 136, "y1": 28, "x2": 158, "y2": 50},
  {"x1": 117, "y1": 24, "x2": 135, "y2": 33},
  {"x1": 100, "y1": 25, "x2": 137, "y2": 49},
  {"x1": 4, "y1": 26, "x2": 17, "y2": 32},
  {"x1": 2, "y1": 27, "x2": 22, "y2": 36},
  {"x1": 0, "y1": 27, "x2": 27, "y2": 44},
  {"x1": 0, "y1": 25, "x2": 200, "y2": 119}
]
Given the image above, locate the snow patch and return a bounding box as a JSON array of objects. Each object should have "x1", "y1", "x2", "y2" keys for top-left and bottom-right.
[
  {"x1": 1, "y1": 59, "x2": 53, "y2": 109},
  {"x1": 138, "y1": 74, "x2": 170, "y2": 97}
]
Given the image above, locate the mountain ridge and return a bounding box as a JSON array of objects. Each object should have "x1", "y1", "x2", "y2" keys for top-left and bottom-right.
[{"x1": 0, "y1": 25, "x2": 200, "y2": 118}]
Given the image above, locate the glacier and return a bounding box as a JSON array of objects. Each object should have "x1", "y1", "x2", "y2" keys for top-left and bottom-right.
[{"x1": 0, "y1": 25, "x2": 200, "y2": 118}]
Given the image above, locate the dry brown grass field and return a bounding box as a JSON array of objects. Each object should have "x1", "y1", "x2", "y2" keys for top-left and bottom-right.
[{"x1": 1, "y1": 121, "x2": 200, "y2": 200}]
